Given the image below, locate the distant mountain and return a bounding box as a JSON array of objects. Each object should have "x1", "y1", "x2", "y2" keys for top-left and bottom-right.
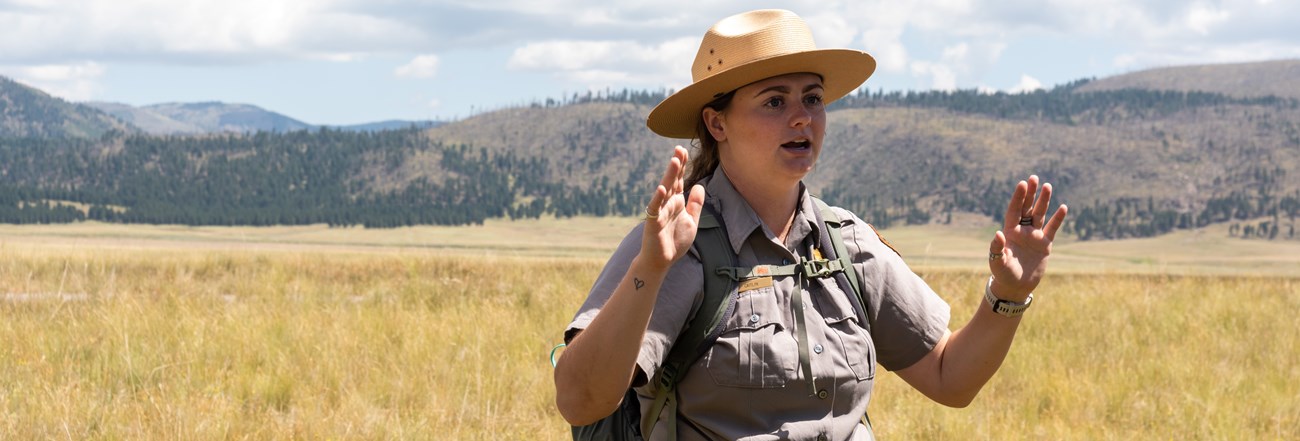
[
  {"x1": 83, "y1": 101, "x2": 314, "y2": 134},
  {"x1": 1075, "y1": 59, "x2": 1300, "y2": 100},
  {"x1": 84, "y1": 101, "x2": 444, "y2": 135},
  {"x1": 0, "y1": 76, "x2": 134, "y2": 138},
  {"x1": 334, "y1": 119, "x2": 445, "y2": 132},
  {"x1": 84, "y1": 101, "x2": 207, "y2": 134}
]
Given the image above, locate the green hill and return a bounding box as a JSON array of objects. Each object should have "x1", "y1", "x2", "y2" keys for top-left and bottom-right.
[
  {"x1": 0, "y1": 62, "x2": 1297, "y2": 241},
  {"x1": 1075, "y1": 59, "x2": 1300, "y2": 100},
  {"x1": 0, "y1": 76, "x2": 134, "y2": 138}
]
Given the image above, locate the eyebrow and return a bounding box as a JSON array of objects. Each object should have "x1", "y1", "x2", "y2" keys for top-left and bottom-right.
[{"x1": 752, "y1": 83, "x2": 825, "y2": 98}]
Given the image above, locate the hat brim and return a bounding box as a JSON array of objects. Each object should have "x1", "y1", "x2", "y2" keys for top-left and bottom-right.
[{"x1": 647, "y1": 49, "x2": 876, "y2": 139}]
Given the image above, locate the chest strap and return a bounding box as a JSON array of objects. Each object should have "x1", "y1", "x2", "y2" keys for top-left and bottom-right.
[{"x1": 713, "y1": 254, "x2": 853, "y2": 397}]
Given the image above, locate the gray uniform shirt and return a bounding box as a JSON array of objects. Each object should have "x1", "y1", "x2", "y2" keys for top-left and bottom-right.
[{"x1": 566, "y1": 170, "x2": 951, "y2": 441}]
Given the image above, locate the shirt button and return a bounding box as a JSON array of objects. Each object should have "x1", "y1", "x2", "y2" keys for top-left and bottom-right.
[
  {"x1": 813, "y1": 343, "x2": 824, "y2": 354},
  {"x1": 817, "y1": 435, "x2": 828, "y2": 441},
  {"x1": 817, "y1": 389, "x2": 828, "y2": 399},
  {"x1": 782, "y1": 258, "x2": 790, "y2": 265},
  {"x1": 749, "y1": 314, "x2": 760, "y2": 324}
]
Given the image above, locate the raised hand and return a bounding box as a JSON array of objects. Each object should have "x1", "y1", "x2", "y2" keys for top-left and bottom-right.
[
  {"x1": 988, "y1": 175, "x2": 1068, "y2": 300},
  {"x1": 640, "y1": 145, "x2": 707, "y2": 271}
]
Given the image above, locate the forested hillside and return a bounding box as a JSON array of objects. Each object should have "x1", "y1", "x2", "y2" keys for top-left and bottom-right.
[
  {"x1": 84, "y1": 102, "x2": 314, "y2": 135},
  {"x1": 0, "y1": 76, "x2": 134, "y2": 138},
  {"x1": 1, "y1": 63, "x2": 1297, "y2": 241},
  {"x1": 1076, "y1": 59, "x2": 1300, "y2": 100}
]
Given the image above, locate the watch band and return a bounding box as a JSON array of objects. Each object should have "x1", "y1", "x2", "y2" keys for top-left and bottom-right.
[{"x1": 984, "y1": 276, "x2": 1032, "y2": 317}]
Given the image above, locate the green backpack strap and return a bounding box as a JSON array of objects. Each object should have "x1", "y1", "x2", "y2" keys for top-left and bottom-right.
[
  {"x1": 812, "y1": 197, "x2": 875, "y2": 432},
  {"x1": 641, "y1": 204, "x2": 738, "y2": 439}
]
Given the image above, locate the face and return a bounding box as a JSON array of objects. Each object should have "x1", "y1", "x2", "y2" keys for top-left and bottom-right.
[{"x1": 703, "y1": 72, "x2": 826, "y2": 190}]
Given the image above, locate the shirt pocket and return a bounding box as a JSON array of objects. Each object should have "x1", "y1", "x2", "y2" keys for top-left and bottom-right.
[
  {"x1": 815, "y1": 278, "x2": 876, "y2": 381},
  {"x1": 825, "y1": 315, "x2": 875, "y2": 381},
  {"x1": 705, "y1": 286, "x2": 799, "y2": 388}
]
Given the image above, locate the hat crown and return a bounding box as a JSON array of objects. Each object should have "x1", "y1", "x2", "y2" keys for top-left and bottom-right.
[{"x1": 691, "y1": 9, "x2": 816, "y2": 83}]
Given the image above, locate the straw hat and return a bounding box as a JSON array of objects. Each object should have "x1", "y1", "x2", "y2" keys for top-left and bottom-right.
[{"x1": 646, "y1": 9, "x2": 876, "y2": 139}]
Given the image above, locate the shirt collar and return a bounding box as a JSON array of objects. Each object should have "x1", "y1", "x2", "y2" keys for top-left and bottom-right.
[{"x1": 701, "y1": 168, "x2": 822, "y2": 255}]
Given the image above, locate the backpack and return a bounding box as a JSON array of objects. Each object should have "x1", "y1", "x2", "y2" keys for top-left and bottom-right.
[{"x1": 572, "y1": 197, "x2": 873, "y2": 441}]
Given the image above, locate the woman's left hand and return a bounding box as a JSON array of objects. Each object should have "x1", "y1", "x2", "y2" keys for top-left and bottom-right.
[{"x1": 988, "y1": 175, "x2": 1068, "y2": 301}]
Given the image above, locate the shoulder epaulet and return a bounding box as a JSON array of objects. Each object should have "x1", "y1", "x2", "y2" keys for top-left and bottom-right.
[{"x1": 866, "y1": 223, "x2": 901, "y2": 258}]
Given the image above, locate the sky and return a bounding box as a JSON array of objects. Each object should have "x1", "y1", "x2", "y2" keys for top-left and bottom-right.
[{"x1": 2, "y1": 0, "x2": 1298, "y2": 126}]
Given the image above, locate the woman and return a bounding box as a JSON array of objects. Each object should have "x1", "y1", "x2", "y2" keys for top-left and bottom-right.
[{"x1": 555, "y1": 9, "x2": 1067, "y2": 440}]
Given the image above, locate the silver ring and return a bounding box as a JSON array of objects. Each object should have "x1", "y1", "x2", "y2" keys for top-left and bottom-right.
[
  {"x1": 1018, "y1": 216, "x2": 1033, "y2": 226},
  {"x1": 645, "y1": 207, "x2": 659, "y2": 220},
  {"x1": 989, "y1": 252, "x2": 1003, "y2": 261}
]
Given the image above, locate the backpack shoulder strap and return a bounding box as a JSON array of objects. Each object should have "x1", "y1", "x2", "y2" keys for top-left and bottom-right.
[
  {"x1": 812, "y1": 197, "x2": 876, "y2": 432},
  {"x1": 641, "y1": 203, "x2": 738, "y2": 439},
  {"x1": 813, "y1": 197, "x2": 863, "y2": 302}
]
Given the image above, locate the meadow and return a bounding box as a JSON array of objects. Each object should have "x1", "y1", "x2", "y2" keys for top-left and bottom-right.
[{"x1": 1, "y1": 219, "x2": 1297, "y2": 439}]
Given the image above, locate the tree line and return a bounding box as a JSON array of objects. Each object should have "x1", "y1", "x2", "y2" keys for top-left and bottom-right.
[
  {"x1": 828, "y1": 78, "x2": 1299, "y2": 124},
  {"x1": 0, "y1": 128, "x2": 657, "y2": 228}
]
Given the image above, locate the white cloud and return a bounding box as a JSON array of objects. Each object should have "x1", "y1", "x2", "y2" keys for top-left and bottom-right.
[
  {"x1": 862, "y1": 29, "x2": 909, "y2": 72},
  {"x1": 1185, "y1": 4, "x2": 1231, "y2": 35},
  {"x1": 1008, "y1": 74, "x2": 1043, "y2": 94},
  {"x1": 3, "y1": 0, "x2": 1299, "y2": 114},
  {"x1": 0, "y1": 0, "x2": 424, "y2": 64},
  {"x1": 0, "y1": 61, "x2": 106, "y2": 101},
  {"x1": 804, "y1": 13, "x2": 857, "y2": 49},
  {"x1": 395, "y1": 55, "x2": 440, "y2": 79},
  {"x1": 909, "y1": 61, "x2": 957, "y2": 91},
  {"x1": 508, "y1": 37, "x2": 696, "y2": 88}
]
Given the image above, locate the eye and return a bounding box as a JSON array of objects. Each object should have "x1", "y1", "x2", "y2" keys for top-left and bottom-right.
[
  {"x1": 764, "y1": 96, "x2": 784, "y2": 108},
  {"x1": 804, "y1": 94, "x2": 824, "y2": 106}
]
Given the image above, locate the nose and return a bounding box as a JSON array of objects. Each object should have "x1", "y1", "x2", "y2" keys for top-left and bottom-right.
[{"x1": 790, "y1": 105, "x2": 812, "y2": 128}]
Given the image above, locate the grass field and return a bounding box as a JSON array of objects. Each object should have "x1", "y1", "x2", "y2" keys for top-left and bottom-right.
[{"x1": 1, "y1": 219, "x2": 1298, "y2": 439}]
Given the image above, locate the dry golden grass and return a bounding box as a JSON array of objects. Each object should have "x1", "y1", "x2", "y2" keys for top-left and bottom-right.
[
  {"x1": 1, "y1": 244, "x2": 599, "y2": 438},
  {"x1": 2, "y1": 221, "x2": 1297, "y2": 439},
  {"x1": 871, "y1": 271, "x2": 1300, "y2": 440}
]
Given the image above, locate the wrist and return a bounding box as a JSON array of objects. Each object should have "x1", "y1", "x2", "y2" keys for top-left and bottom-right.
[
  {"x1": 988, "y1": 277, "x2": 1029, "y2": 303},
  {"x1": 985, "y1": 276, "x2": 1032, "y2": 318},
  {"x1": 627, "y1": 256, "x2": 670, "y2": 290}
]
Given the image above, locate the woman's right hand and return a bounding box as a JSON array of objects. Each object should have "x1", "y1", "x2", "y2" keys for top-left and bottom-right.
[{"x1": 640, "y1": 145, "x2": 706, "y2": 271}]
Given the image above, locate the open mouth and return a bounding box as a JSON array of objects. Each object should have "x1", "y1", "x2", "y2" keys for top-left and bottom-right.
[{"x1": 781, "y1": 139, "x2": 812, "y2": 150}]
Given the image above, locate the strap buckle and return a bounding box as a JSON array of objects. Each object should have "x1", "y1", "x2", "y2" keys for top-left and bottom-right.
[
  {"x1": 800, "y1": 258, "x2": 842, "y2": 279},
  {"x1": 715, "y1": 267, "x2": 743, "y2": 281},
  {"x1": 657, "y1": 364, "x2": 679, "y2": 389}
]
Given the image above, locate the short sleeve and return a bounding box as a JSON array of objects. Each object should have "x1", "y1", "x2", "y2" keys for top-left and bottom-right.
[
  {"x1": 833, "y1": 207, "x2": 952, "y2": 372},
  {"x1": 564, "y1": 222, "x2": 704, "y2": 387}
]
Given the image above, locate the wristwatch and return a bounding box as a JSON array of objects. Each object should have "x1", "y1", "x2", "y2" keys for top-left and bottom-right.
[{"x1": 984, "y1": 276, "x2": 1032, "y2": 317}]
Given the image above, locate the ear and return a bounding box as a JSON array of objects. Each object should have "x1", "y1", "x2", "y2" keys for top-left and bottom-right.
[{"x1": 702, "y1": 107, "x2": 727, "y2": 142}]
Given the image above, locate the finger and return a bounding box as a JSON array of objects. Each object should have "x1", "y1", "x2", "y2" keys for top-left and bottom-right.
[
  {"x1": 1032, "y1": 182, "x2": 1054, "y2": 225},
  {"x1": 657, "y1": 149, "x2": 682, "y2": 196},
  {"x1": 646, "y1": 185, "x2": 667, "y2": 219},
  {"x1": 989, "y1": 230, "x2": 1006, "y2": 255},
  {"x1": 988, "y1": 230, "x2": 1007, "y2": 268},
  {"x1": 685, "y1": 184, "x2": 707, "y2": 220},
  {"x1": 672, "y1": 146, "x2": 688, "y2": 195},
  {"x1": 1043, "y1": 204, "x2": 1068, "y2": 241},
  {"x1": 1020, "y1": 175, "x2": 1039, "y2": 218},
  {"x1": 1003, "y1": 180, "x2": 1028, "y2": 230}
]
